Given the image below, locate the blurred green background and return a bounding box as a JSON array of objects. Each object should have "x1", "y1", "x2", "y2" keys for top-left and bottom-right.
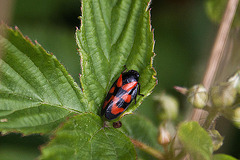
[{"x1": 0, "y1": 0, "x2": 239, "y2": 159}]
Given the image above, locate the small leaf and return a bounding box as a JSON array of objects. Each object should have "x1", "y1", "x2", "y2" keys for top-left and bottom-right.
[
  {"x1": 205, "y1": 0, "x2": 240, "y2": 27},
  {"x1": 213, "y1": 154, "x2": 238, "y2": 160},
  {"x1": 0, "y1": 25, "x2": 87, "y2": 134},
  {"x1": 178, "y1": 121, "x2": 213, "y2": 160},
  {"x1": 121, "y1": 114, "x2": 160, "y2": 149},
  {"x1": 76, "y1": 0, "x2": 156, "y2": 115},
  {"x1": 120, "y1": 114, "x2": 161, "y2": 159},
  {"x1": 41, "y1": 113, "x2": 136, "y2": 160}
]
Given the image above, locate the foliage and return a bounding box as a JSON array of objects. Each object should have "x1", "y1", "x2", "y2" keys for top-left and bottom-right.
[
  {"x1": 0, "y1": 25, "x2": 86, "y2": 134},
  {"x1": 0, "y1": 0, "x2": 239, "y2": 159},
  {"x1": 0, "y1": 0, "x2": 156, "y2": 159},
  {"x1": 178, "y1": 122, "x2": 213, "y2": 160},
  {"x1": 41, "y1": 113, "x2": 136, "y2": 160},
  {"x1": 76, "y1": 0, "x2": 156, "y2": 115}
]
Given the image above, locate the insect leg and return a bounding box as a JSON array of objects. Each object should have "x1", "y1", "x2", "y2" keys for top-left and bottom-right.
[
  {"x1": 135, "y1": 94, "x2": 137, "y2": 104},
  {"x1": 122, "y1": 65, "x2": 128, "y2": 73},
  {"x1": 134, "y1": 83, "x2": 144, "y2": 104},
  {"x1": 138, "y1": 82, "x2": 144, "y2": 96}
]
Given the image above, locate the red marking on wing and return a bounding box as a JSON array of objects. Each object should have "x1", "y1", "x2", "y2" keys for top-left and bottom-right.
[
  {"x1": 109, "y1": 86, "x2": 115, "y2": 94},
  {"x1": 116, "y1": 74, "x2": 122, "y2": 87},
  {"x1": 122, "y1": 81, "x2": 137, "y2": 92},
  {"x1": 103, "y1": 95, "x2": 114, "y2": 109},
  {"x1": 111, "y1": 103, "x2": 124, "y2": 115},
  {"x1": 122, "y1": 93, "x2": 131, "y2": 103}
]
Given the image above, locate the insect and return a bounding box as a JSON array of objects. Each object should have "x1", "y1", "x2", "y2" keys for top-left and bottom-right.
[{"x1": 101, "y1": 66, "x2": 144, "y2": 121}]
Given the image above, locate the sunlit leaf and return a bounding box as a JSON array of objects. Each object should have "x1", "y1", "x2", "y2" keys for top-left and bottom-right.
[
  {"x1": 0, "y1": 25, "x2": 87, "y2": 134},
  {"x1": 76, "y1": 0, "x2": 156, "y2": 115}
]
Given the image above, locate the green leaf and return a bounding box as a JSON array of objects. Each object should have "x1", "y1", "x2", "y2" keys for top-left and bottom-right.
[
  {"x1": 0, "y1": 25, "x2": 87, "y2": 134},
  {"x1": 178, "y1": 121, "x2": 213, "y2": 160},
  {"x1": 120, "y1": 114, "x2": 161, "y2": 159},
  {"x1": 76, "y1": 0, "x2": 156, "y2": 115},
  {"x1": 205, "y1": 0, "x2": 240, "y2": 27},
  {"x1": 41, "y1": 113, "x2": 136, "y2": 160},
  {"x1": 121, "y1": 114, "x2": 160, "y2": 148},
  {"x1": 213, "y1": 154, "x2": 238, "y2": 160}
]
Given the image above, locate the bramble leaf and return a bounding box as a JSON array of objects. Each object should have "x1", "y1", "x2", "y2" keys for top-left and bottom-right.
[
  {"x1": 41, "y1": 113, "x2": 136, "y2": 160},
  {"x1": 0, "y1": 25, "x2": 87, "y2": 134},
  {"x1": 76, "y1": 0, "x2": 156, "y2": 115},
  {"x1": 178, "y1": 121, "x2": 213, "y2": 160}
]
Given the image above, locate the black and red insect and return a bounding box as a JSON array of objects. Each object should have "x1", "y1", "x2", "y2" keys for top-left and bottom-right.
[{"x1": 101, "y1": 67, "x2": 143, "y2": 121}]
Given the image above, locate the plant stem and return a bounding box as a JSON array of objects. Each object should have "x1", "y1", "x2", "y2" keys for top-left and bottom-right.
[
  {"x1": 191, "y1": 0, "x2": 239, "y2": 123},
  {"x1": 203, "y1": 109, "x2": 219, "y2": 129},
  {"x1": 175, "y1": 151, "x2": 187, "y2": 160},
  {"x1": 131, "y1": 138, "x2": 164, "y2": 160},
  {"x1": 185, "y1": 0, "x2": 239, "y2": 159}
]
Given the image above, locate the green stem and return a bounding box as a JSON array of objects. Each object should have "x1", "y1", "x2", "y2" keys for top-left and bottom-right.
[
  {"x1": 174, "y1": 151, "x2": 186, "y2": 160},
  {"x1": 203, "y1": 110, "x2": 219, "y2": 129},
  {"x1": 131, "y1": 138, "x2": 164, "y2": 160}
]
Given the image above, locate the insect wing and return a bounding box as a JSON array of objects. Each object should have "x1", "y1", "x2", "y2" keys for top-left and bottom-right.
[
  {"x1": 101, "y1": 69, "x2": 141, "y2": 121},
  {"x1": 101, "y1": 74, "x2": 122, "y2": 116},
  {"x1": 105, "y1": 83, "x2": 139, "y2": 120}
]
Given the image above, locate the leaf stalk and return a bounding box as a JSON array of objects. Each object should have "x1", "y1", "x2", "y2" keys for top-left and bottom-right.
[{"x1": 131, "y1": 138, "x2": 164, "y2": 160}]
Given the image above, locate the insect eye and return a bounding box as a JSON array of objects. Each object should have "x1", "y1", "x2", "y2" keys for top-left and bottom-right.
[{"x1": 136, "y1": 73, "x2": 140, "y2": 78}]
